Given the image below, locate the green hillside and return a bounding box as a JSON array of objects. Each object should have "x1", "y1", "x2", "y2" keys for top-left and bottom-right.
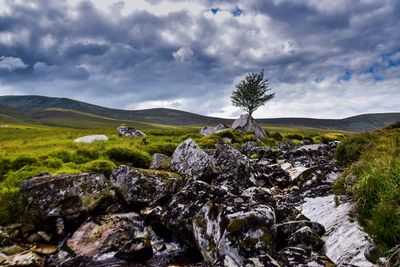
[{"x1": 0, "y1": 95, "x2": 399, "y2": 131}]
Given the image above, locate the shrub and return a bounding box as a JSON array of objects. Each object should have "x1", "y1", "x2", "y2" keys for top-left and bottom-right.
[
  {"x1": 334, "y1": 132, "x2": 378, "y2": 166},
  {"x1": 270, "y1": 132, "x2": 283, "y2": 141},
  {"x1": 0, "y1": 188, "x2": 26, "y2": 226},
  {"x1": 72, "y1": 148, "x2": 100, "y2": 164},
  {"x1": 83, "y1": 160, "x2": 116, "y2": 177},
  {"x1": 50, "y1": 150, "x2": 73, "y2": 163},
  {"x1": 146, "y1": 143, "x2": 178, "y2": 156},
  {"x1": 286, "y1": 133, "x2": 303, "y2": 141},
  {"x1": 197, "y1": 135, "x2": 222, "y2": 149},
  {"x1": 11, "y1": 155, "x2": 37, "y2": 170},
  {"x1": 42, "y1": 158, "x2": 63, "y2": 169},
  {"x1": 105, "y1": 147, "x2": 151, "y2": 168},
  {"x1": 0, "y1": 157, "x2": 11, "y2": 180}
]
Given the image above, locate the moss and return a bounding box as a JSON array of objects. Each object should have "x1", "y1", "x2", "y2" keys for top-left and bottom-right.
[
  {"x1": 82, "y1": 159, "x2": 116, "y2": 177},
  {"x1": 105, "y1": 147, "x2": 151, "y2": 168},
  {"x1": 227, "y1": 218, "x2": 246, "y2": 233}
]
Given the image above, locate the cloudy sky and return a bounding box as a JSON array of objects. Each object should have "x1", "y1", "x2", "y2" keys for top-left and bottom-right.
[{"x1": 0, "y1": 0, "x2": 399, "y2": 118}]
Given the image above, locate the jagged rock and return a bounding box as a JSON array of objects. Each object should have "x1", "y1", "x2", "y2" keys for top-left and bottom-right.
[
  {"x1": 110, "y1": 165, "x2": 182, "y2": 207},
  {"x1": 277, "y1": 220, "x2": 325, "y2": 250},
  {"x1": 251, "y1": 163, "x2": 290, "y2": 188},
  {"x1": 232, "y1": 114, "x2": 267, "y2": 139},
  {"x1": 160, "y1": 180, "x2": 228, "y2": 245},
  {"x1": 241, "y1": 187, "x2": 276, "y2": 207},
  {"x1": 280, "y1": 162, "x2": 318, "y2": 182},
  {"x1": 301, "y1": 138, "x2": 313, "y2": 145},
  {"x1": 192, "y1": 196, "x2": 276, "y2": 265},
  {"x1": 9, "y1": 251, "x2": 43, "y2": 266},
  {"x1": 364, "y1": 244, "x2": 379, "y2": 264},
  {"x1": 150, "y1": 153, "x2": 171, "y2": 170},
  {"x1": 171, "y1": 138, "x2": 217, "y2": 182},
  {"x1": 211, "y1": 144, "x2": 254, "y2": 194},
  {"x1": 200, "y1": 123, "x2": 231, "y2": 136},
  {"x1": 67, "y1": 213, "x2": 152, "y2": 261},
  {"x1": 276, "y1": 247, "x2": 334, "y2": 266},
  {"x1": 73, "y1": 135, "x2": 108, "y2": 143},
  {"x1": 277, "y1": 141, "x2": 297, "y2": 152},
  {"x1": 212, "y1": 254, "x2": 280, "y2": 267},
  {"x1": 20, "y1": 173, "x2": 114, "y2": 220},
  {"x1": 288, "y1": 226, "x2": 324, "y2": 251},
  {"x1": 117, "y1": 125, "x2": 146, "y2": 138}
]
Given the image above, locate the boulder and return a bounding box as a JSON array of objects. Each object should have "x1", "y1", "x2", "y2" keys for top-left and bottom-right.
[
  {"x1": 301, "y1": 138, "x2": 313, "y2": 145},
  {"x1": 171, "y1": 138, "x2": 217, "y2": 182},
  {"x1": 110, "y1": 165, "x2": 182, "y2": 207},
  {"x1": 276, "y1": 220, "x2": 325, "y2": 250},
  {"x1": 212, "y1": 254, "x2": 280, "y2": 267},
  {"x1": 150, "y1": 153, "x2": 171, "y2": 170},
  {"x1": 73, "y1": 135, "x2": 108, "y2": 143},
  {"x1": 67, "y1": 213, "x2": 152, "y2": 261},
  {"x1": 276, "y1": 247, "x2": 334, "y2": 266},
  {"x1": 160, "y1": 180, "x2": 229, "y2": 245},
  {"x1": 200, "y1": 123, "x2": 231, "y2": 136},
  {"x1": 117, "y1": 125, "x2": 146, "y2": 138},
  {"x1": 232, "y1": 114, "x2": 267, "y2": 139},
  {"x1": 20, "y1": 173, "x2": 114, "y2": 220},
  {"x1": 288, "y1": 226, "x2": 324, "y2": 251},
  {"x1": 192, "y1": 197, "x2": 276, "y2": 265}
]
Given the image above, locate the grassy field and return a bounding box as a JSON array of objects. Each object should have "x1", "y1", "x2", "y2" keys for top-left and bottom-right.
[{"x1": 334, "y1": 126, "x2": 400, "y2": 260}]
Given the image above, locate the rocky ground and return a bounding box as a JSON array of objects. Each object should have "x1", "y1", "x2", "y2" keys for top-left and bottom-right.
[{"x1": 0, "y1": 135, "x2": 374, "y2": 266}]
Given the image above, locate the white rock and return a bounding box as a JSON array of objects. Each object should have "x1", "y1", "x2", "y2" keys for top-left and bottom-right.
[{"x1": 73, "y1": 135, "x2": 108, "y2": 143}]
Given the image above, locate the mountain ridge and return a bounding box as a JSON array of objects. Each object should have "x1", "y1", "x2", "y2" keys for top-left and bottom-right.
[{"x1": 0, "y1": 95, "x2": 399, "y2": 131}]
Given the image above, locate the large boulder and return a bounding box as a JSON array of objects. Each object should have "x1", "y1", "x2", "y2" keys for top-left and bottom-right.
[
  {"x1": 171, "y1": 139, "x2": 217, "y2": 182},
  {"x1": 73, "y1": 135, "x2": 108, "y2": 143},
  {"x1": 110, "y1": 165, "x2": 182, "y2": 207},
  {"x1": 232, "y1": 114, "x2": 267, "y2": 139},
  {"x1": 20, "y1": 173, "x2": 114, "y2": 220},
  {"x1": 192, "y1": 197, "x2": 276, "y2": 265},
  {"x1": 160, "y1": 180, "x2": 229, "y2": 245},
  {"x1": 67, "y1": 212, "x2": 152, "y2": 261},
  {"x1": 117, "y1": 125, "x2": 146, "y2": 138},
  {"x1": 150, "y1": 153, "x2": 171, "y2": 170}
]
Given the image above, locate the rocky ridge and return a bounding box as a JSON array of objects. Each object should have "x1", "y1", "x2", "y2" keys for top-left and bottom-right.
[{"x1": 0, "y1": 133, "x2": 377, "y2": 266}]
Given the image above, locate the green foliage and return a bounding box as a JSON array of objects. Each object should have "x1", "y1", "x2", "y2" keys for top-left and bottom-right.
[
  {"x1": 231, "y1": 69, "x2": 275, "y2": 115},
  {"x1": 72, "y1": 148, "x2": 100, "y2": 164},
  {"x1": 82, "y1": 159, "x2": 116, "y2": 177},
  {"x1": 0, "y1": 157, "x2": 11, "y2": 180},
  {"x1": 334, "y1": 132, "x2": 378, "y2": 166},
  {"x1": 105, "y1": 147, "x2": 151, "y2": 168},
  {"x1": 334, "y1": 129, "x2": 400, "y2": 253},
  {"x1": 146, "y1": 143, "x2": 178, "y2": 156},
  {"x1": 270, "y1": 132, "x2": 283, "y2": 141},
  {"x1": 285, "y1": 133, "x2": 303, "y2": 141},
  {"x1": 11, "y1": 155, "x2": 37, "y2": 170}
]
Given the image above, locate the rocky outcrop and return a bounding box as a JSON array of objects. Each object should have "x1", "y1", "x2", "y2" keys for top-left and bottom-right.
[
  {"x1": 73, "y1": 135, "x2": 108, "y2": 143},
  {"x1": 150, "y1": 153, "x2": 171, "y2": 170},
  {"x1": 117, "y1": 125, "x2": 146, "y2": 138},
  {"x1": 200, "y1": 123, "x2": 231, "y2": 136},
  {"x1": 67, "y1": 212, "x2": 152, "y2": 261},
  {"x1": 20, "y1": 173, "x2": 114, "y2": 220},
  {"x1": 171, "y1": 138, "x2": 217, "y2": 182},
  {"x1": 110, "y1": 165, "x2": 182, "y2": 207},
  {"x1": 232, "y1": 114, "x2": 267, "y2": 139}
]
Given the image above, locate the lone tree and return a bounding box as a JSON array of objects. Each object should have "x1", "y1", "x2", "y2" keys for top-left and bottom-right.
[{"x1": 231, "y1": 69, "x2": 275, "y2": 116}]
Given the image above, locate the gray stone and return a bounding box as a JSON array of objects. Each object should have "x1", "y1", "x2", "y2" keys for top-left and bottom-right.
[
  {"x1": 117, "y1": 125, "x2": 146, "y2": 138},
  {"x1": 232, "y1": 114, "x2": 267, "y2": 139},
  {"x1": 171, "y1": 138, "x2": 217, "y2": 182},
  {"x1": 150, "y1": 153, "x2": 171, "y2": 170},
  {"x1": 73, "y1": 135, "x2": 108, "y2": 143}
]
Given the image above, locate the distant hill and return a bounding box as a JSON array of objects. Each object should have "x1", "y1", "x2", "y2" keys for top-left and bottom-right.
[{"x1": 0, "y1": 95, "x2": 399, "y2": 131}]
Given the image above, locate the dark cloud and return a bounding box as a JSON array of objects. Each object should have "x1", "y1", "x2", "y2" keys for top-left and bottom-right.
[{"x1": 0, "y1": 0, "x2": 399, "y2": 118}]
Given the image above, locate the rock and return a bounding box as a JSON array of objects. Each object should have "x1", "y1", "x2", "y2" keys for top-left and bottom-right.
[
  {"x1": 160, "y1": 180, "x2": 228, "y2": 245},
  {"x1": 212, "y1": 254, "x2": 280, "y2": 267},
  {"x1": 211, "y1": 144, "x2": 254, "y2": 194},
  {"x1": 73, "y1": 135, "x2": 108, "y2": 143},
  {"x1": 0, "y1": 253, "x2": 8, "y2": 265},
  {"x1": 301, "y1": 138, "x2": 313, "y2": 145},
  {"x1": 117, "y1": 125, "x2": 146, "y2": 138},
  {"x1": 200, "y1": 123, "x2": 231, "y2": 136},
  {"x1": 232, "y1": 114, "x2": 267, "y2": 139},
  {"x1": 280, "y1": 162, "x2": 318, "y2": 182},
  {"x1": 20, "y1": 173, "x2": 114, "y2": 220},
  {"x1": 287, "y1": 226, "x2": 324, "y2": 251},
  {"x1": 276, "y1": 247, "x2": 334, "y2": 266},
  {"x1": 11, "y1": 251, "x2": 43, "y2": 266},
  {"x1": 0, "y1": 245, "x2": 25, "y2": 255},
  {"x1": 171, "y1": 138, "x2": 217, "y2": 182},
  {"x1": 110, "y1": 165, "x2": 182, "y2": 207},
  {"x1": 56, "y1": 218, "x2": 65, "y2": 237},
  {"x1": 67, "y1": 213, "x2": 152, "y2": 261},
  {"x1": 33, "y1": 244, "x2": 58, "y2": 255},
  {"x1": 192, "y1": 196, "x2": 276, "y2": 265},
  {"x1": 251, "y1": 163, "x2": 290, "y2": 188},
  {"x1": 364, "y1": 244, "x2": 380, "y2": 264},
  {"x1": 277, "y1": 141, "x2": 297, "y2": 152},
  {"x1": 150, "y1": 153, "x2": 171, "y2": 170}
]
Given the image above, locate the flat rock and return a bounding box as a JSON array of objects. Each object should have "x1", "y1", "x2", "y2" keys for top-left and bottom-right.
[{"x1": 73, "y1": 135, "x2": 108, "y2": 143}]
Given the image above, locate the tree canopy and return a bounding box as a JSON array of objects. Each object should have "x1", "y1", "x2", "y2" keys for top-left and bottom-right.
[{"x1": 231, "y1": 69, "x2": 275, "y2": 116}]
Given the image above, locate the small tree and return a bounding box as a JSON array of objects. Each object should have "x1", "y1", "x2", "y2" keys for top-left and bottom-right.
[{"x1": 231, "y1": 69, "x2": 275, "y2": 116}]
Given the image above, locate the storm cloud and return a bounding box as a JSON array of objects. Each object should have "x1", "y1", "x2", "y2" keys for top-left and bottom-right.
[{"x1": 0, "y1": 0, "x2": 399, "y2": 118}]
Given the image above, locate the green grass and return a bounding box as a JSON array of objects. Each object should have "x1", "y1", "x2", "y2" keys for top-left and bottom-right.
[{"x1": 333, "y1": 128, "x2": 400, "y2": 258}]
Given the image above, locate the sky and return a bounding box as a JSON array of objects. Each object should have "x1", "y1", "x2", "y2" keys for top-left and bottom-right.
[{"x1": 0, "y1": 0, "x2": 399, "y2": 119}]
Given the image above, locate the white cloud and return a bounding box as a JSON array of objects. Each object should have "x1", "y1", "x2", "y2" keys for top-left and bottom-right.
[
  {"x1": 172, "y1": 46, "x2": 194, "y2": 62},
  {"x1": 0, "y1": 56, "x2": 28, "y2": 71}
]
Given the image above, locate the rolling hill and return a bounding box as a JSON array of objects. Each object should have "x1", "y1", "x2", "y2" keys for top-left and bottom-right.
[{"x1": 0, "y1": 95, "x2": 399, "y2": 131}]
